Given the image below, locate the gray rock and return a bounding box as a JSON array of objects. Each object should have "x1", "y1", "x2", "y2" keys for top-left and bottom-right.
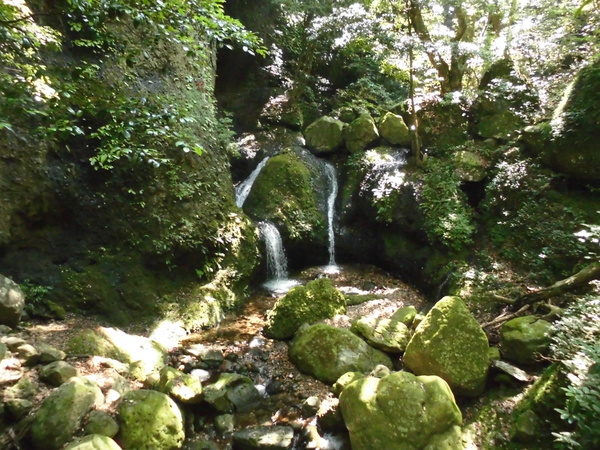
[
  {"x1": 85, "y1": 410, "x2": 119, "y2": 438},
  {"x1": 233, "y1": 426, "x2": 294, "y2": 450},
  {"x1": 17, "y1": 343, "x2": 40, "y2": 366},
  {"x1": 30, "y1": 377, "x2": 104, "y2": 450},
  {"x1": 0, "y1": 275, "x2": 25, "y2": 328},
  {"x1": 500, "y1": 316, "x2": 552, "y2": 364},
  {"x1": 39, "y1": 361, "x2": 78, "y2": 386},
  {"x1": 117, "y1": 389, "x2": 184, "y2": 450},
  {"x1": 204, "y1": 373, "x2": 262, "y2": 413},
  {"x1": 38, "y1": 343, "x2": 66, "y2": 363},
  {"x1": 3, "y1": 336, "x2": 26, "y2": 351},
  {"x1": 64, "y1": 434, "x2": 121, "y2": 450}
]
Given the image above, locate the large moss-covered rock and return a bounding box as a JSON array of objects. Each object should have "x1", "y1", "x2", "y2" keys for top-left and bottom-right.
[
  {"x1": 0, "y1": 274, "x2": 24, "y2": 328},
  {"x1": 304, "y1": 116, "x2": 345, "y2": 154},
  {"x1": 30, "y1": 377, "x2": 104, "y2": 450},
  {"x1": 378, "y1": 112, "x2": 410, "y2": 146},
  {"x1": 156, "y1": 366, "x2": 203, "y2": 404},
  {"x1": 203, "y1": 373, "x2": 262, "y2": 413},
  {"x1": 454, "y1": 151, "x2": 489, "y2": 182},
  {"x1": 339, "y1": 372, "x2": 463, "y2": 450},
  {"x1": 64, "y1": 435, "x2": 121, "y2": 450},
  {"x1": 66, "y1": 327, "x2": 167, "y2": 379},
  {"x1": 499, "y1": 316, "x2": 552, "y2": 364},
  {"x1": 244, "y1": 148, "x2": 331, "y2": 261},
  {"x1": 344, "y1": 114, "x2": 380, "y2": 153},
  {"x1": 351, "y1": 316, "x2": 411, "y2": 353},
  {"x1": 117, "y1": 389, "x2": 184, "y2": 450},
  {"x1": 403, "y1": 296, "x2": 489, "y2": 396},
  {"x1": 264, "y1": 278, "x2": 346, "y2": 340},
  {"x1": 288, "y1": 323, "x2": 393, "y2": 384}
]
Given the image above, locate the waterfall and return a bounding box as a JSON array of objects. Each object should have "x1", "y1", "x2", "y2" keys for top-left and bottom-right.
[
  {"x1": 235, "y1": 157, "x2": 269, "y2": 208},
  {"x1": 258, "y1": 221, "x2": 300, "y2": 294},
  {"x1": 259, "y1": 221, "x2": 288, "y2": 280},
  {"x1": 324, "y1": 162, "x2": 338, "y2": 266}
]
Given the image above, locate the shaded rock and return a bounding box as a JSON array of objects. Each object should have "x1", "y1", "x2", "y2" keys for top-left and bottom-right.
[
  {"x1": 17, "y1": 344, "x2": 40, "y2": 366},
  {"x1": 39, "y1": 360, "x2": 78, "y2": 386},
  {"x1": 233, "y1": 426, "x2": 294, "y2": 450},
  {"x1": 4, "y1": 376, "x2": 37, "y2": 401},
  {"x1": 454, "y1": 151, "x2": 489, "y2": 182},
  {"x1": 204, "y1": 373, "x2": 262, "y2": 413},
  {"x1": 499, "y1": 316, "x2": 552, "y2": 365},
  {"x1": 264, "y1": 278, "x2": 346, "y2": 340},
  {"x1": 215, "y1": 414, "x2": 235, "y2": 435},
  {"x1": 344, "y1": 114, "x2": 379, "y2": 153},
  {"x1": 339, "y1": 371, "x2": 462, "y2": 449},
  {"x1": 5, "y1": 398, "x2": 33, "y2": 420},
  {"x1": 0, "y1": 341, "x2": 7, "y2": 360},
  {"x1": 117, "y1": 389, "x2": 184, "y2": 450},
  {"x1": 510, "y1": 410, "x2": 542, "y2": 444},
  {"x1": 0, "y1": 324, "x2": 12, "y2": 335},
  {"x1": 157, "y1": 366, "x2": 203, "y2": 404},
  {"x1": 38, "y1": 343, "x2": 66, "y2": 363},
  {"x1": 351, "y1": 316, "x2": 411, "y2": 353},
  {"x1": 403, "y1": 296, "x2": 489, "y2": 396},
  {"x1": 288, "y1": 323, "x2": 393, "y2": 384},
  {"x1": 0, "y1": 274, "x2": 25, "y2": 328},
  {"x1": 66, "y1": 327, "x2": 167, "y2": 379},
  {"x1": 85, "y1": 410, "x2": 119, "y2": 438},
  {"x1": 378, "y1": 112, "x2": 410, "y2": 146},
  {"x1": 417, "y1": 99, "x2": 469, "y2": 150},
  {"x1": 390, "y1": 305, "x2": 418, "y2": 326},
  {"x1": 30, "y1": 377, "x2": 104, "y2": 450},
  {"x1": 304, "y1": 116, "x2": 344, "y2": 154},
  {"x1": 64, "y1": 434, "x2": 121, "y2": 450}
]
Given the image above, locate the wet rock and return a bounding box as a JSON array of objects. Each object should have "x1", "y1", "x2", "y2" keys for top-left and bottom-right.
[
  {"x1": 85, "y1": 410, "x2": 119, "y2": 438},
  {"x1": 339, "y1": 371, "x2": 462, "y2": 449},
  {"x1": 157, "y1": 366, "x2": 203, "y2": 405},
  {"x1": 351, "y1": 316, "x2": 411, "y2": 353},
  {"x1": 233, "y1": 425, "x2": 294, "y2": 450},
  {"x1": 117, "y1": 389, "x2": 184, "y2": 450},
  {"x1": 378, "y1": 112, "x2": 410, "y2": 146},
  {"x1": 30, "y1": 377, "x2": 104, "y2": 450},
  {"x1": 64, "y1": 434, "x2": 121, "y2": 450},
  {"x1": 264, "y1": 278, "x2": 346, "y2": 340},
  {"x1": 17, "y1": 343, "x2": 40, "y2": 366},
  {"x1": 500, "y1": 316, "x2": 552, "y2": 365},
  {"x1": 344, "y1": 114, "x2": 379, "y2": 153},
  {"x1": 403, "y1": 296, "x2": 490, "y2": 397},
  {"x1": 204, "y1": 373, "x2": 262, "y2": 413},
  {"x1": 304, "y1": 116, "x2": 345, "y2": 154},
  {"x1": 289, "y1": 323, "x2": 393, "y2": 384},
  {"x1": 39, "y1": 361, "x2": 78, "y2": 386},
  {"x1": 0, "y1": 274, "x2": 25, "y2": 328}
]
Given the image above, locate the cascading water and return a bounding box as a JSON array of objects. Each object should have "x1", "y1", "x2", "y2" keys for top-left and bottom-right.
[
  {"x1": 258, "y1": 221, "x2": 299, "y2": 293},
  {"x1": 235, "y1": 157, "x2": 269, "y2": 208},
  {"x1": 323, "y1": 161, "x2": 339, "y2": 273}
]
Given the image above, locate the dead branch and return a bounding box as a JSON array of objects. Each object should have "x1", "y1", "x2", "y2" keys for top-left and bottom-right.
[{"x1": 482, "y1": 305, "x2": 530, "y2": 329}]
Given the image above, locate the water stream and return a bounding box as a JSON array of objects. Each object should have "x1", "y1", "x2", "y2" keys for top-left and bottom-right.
[
  {"x1": 258, "y1": 221, "x2": 299, "y2": 293},
  {"x1": 235, "y1": 157, "x2": 270, "y2": 208},
  {"x1": 323, "y1": 161, "x2": 339, "y2": 274}
]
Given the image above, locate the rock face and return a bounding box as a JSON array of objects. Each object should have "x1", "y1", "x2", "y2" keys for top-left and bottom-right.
[
  {"x1": 344, "y1": 114, "x2": 380, "y2": 153},
  {"x1": 378, "y1": 112, "x2": 410, "y2": 146},
  {"x1": 339, "y1": 371, "x2": 463, "y2": 449},
  {"x1": 304, "y1": 116, "x2": 345, "y2": 154},
  {"x1": 500, "y1": 316, "x2": 552, "y2": 364},
  {"x1": 351, "y1": 316, "x2": 411, "y2": 353},
  {"x1": 264, "y1": 278, "x2": 346, "y2": 340},
  {"x1": 0, "y1": 275, "x2": 25, "y2": 328},
  {"x1": 403, "y1": 296, "x2": 489, "y2": 396},
  {"x1": 288, "y1": 323, "x2": 393, "y2": 384},
  {"x1": 117, "y1": 389, "x2": 185, "y2": 450},
  {"x1": 30, "y1": 377, "x2": 104, "y2": 450}
]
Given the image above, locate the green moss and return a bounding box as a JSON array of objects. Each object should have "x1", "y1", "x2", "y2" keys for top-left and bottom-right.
[{"x1": 264, "y1": 278, "x2": 346, "y2": 340}]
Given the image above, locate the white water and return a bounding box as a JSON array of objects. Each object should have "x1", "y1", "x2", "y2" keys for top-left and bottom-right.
[
  {"x1": 258, "y1": 221, "x2": 299, "y2": 293},
  {"x1": 235, "y1": 157, "x2": 270, "y2": 208},
  {"x1": 323, "y1": 161, "x2": 339, "y2": 268}
]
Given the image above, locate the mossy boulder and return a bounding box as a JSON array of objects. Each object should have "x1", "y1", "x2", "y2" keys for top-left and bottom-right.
[
  {"x1": 344, "y1": 114, "x2": 380, "y2": 153},
  {"x1": 304, "y1": 116, "x2": 345, "y2": 154},
  {"x1": 264, "y1": 278, "x2": 346, "y2": 340},
  {"x1": 30, "y1": 377, "x2": 104, "y2": 450},
  {"x1": 156, "y1": 366, "x2": 203, "y2": 404},
  {"x1": 351, "y1": 316, "x2": 411, "y2": 353},
  {"x1": 117, "y1": 389, "x2": 184, "y2": 450},
  {"x1": 66, "y1": 327, "x2": 167, "y2": 379},
  {"x1": 454, "y1": 151, "x2": 489, "y2": 182},
  {"x1": 288, "y1": 323, "x2": 393, "y2": 384},
  {"x1": 244, "y1": 148, "x2": 330, "y2": 259},
  {"x1": 64, "y1": 435, "x2": 121, "y2": 450},
  {"x1": 499, "y1": 316, "x2": 552, "y2": 365},
  {"x1": 203, "y1": 373, "x2": 262, "y2": 413},
  {"x1": 339, "y1": 371, "x2": 463, "y2": 450},
  {"x1": 39, "y1": 361, "x2": 78, "y2": 386},
  {"x1": 403, "y1": 296, "x2": 490, "y2": 397},
  {"x1": 85, "y1": 410, "x2": 119, "y2": 438},
  {"x1": 378, "y1": 112, "x2": 410, "y2": 146},
  {"x1": 390, "y1": 305, "x2": 418, "y2": 326}
]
